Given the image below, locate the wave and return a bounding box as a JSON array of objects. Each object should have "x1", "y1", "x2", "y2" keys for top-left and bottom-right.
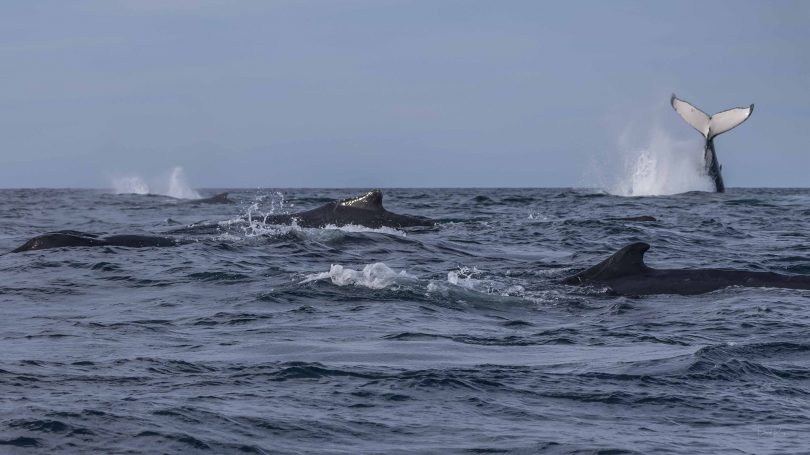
[{"x1": 444, "y1": 266, "x2": 526, "y2": 297}]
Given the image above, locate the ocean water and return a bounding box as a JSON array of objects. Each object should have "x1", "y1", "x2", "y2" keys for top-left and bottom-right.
[{"x1": 1, "y1": 188, "x2": 809, "y2": 454}]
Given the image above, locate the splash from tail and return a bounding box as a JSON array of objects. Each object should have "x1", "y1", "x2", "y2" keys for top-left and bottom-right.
[{"x1": 598, "y1": 125, "x2": 714, "y2": 196}]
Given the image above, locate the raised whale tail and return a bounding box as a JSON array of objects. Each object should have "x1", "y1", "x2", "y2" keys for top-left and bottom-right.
[{"x1": 670, "y1": 94, "x2": 754, "y2": 140}]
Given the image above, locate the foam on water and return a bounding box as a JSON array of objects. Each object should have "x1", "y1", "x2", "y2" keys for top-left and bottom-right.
[
  {"x1": 440, "y1": 266, "x2": 526, "y2": 297},
  {"x1": 447, "y1": 266, "x2": 485, "y2": 290},
  {"x1": 300, "y1": 262, "x2": 528, "y2": 303},
  {"x1": 232, "y1": 218, "x2": 406, "y2": 242},
  {"x1": 301, "y1": 263, "x2": 416, "y2": 289},
  {"x1": 320, "y1": 224, "x2": 405, "y2": 237}
]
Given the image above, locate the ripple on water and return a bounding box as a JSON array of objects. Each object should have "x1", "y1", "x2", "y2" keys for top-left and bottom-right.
[{"x1": 1, "y1": 188, "x2": 809, "y2": 454}]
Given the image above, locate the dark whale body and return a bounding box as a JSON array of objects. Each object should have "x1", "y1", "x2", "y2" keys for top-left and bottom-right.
[
  {"x1": 133, "y1": 192, "x2": 233, "y2": 204},
  {"x1": 189, "y1": 192, "x2": 233, "y2": 204},
  {"x1": 10, "y1": 231, "x2": 182, "y2": 253},
  {"x1": 255, "y1": 190, "x2": 434, "y2": 229},
  {"x1": 605, "y1": 215, "x2": 657, "y2": 222},
  {"x1": 563, "y1": 242, "x2": 810, "y2": 295}
]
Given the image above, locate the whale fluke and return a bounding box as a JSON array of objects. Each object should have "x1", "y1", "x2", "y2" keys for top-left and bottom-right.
[
  {"x1": 670, "y1": 94, "x2": 754, "y2": 193},
  {"x1": 670, "y1": 95, "x2": 753, "y2": 140}
]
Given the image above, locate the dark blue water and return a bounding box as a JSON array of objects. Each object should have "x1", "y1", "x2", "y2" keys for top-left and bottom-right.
[{"x1": 1, "y1": 188, "x2": 809, "y2": 454}]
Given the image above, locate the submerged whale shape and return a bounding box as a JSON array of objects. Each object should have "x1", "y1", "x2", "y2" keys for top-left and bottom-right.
[
  {"x1": 254, "y1": 190, "x2": 434, "y2": 229},
  {"x1": 604, "y1": 215, "x2": 657, "y2": 222},
  {"x1": 671, "y1": 94, "x2": 754, "y2": 193},
  {"x1": 190, "y1": 192, "x2": 233, "y2": 204},
  {"x1": 563, "y1": 242, "x2": 810, "y2": 295},
  {"x1": 10, "y1": 231, "x2": 182, "y2": 253}
]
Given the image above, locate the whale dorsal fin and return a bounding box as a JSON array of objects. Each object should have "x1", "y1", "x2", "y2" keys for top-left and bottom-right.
[
  {"x1": 338, "y1": 190, "x2": 384, "y2": 211},
  {"x1": 563, "y1": 242, "x2": 651, "y2": 284}
]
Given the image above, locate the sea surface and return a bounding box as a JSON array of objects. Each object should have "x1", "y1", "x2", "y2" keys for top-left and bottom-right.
[{"x1": 1, "y1": 188, "x2": 809, "y2": 454}]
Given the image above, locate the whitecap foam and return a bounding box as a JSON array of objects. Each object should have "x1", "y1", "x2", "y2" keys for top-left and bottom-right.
[
  {"x1": 447, "y1": 266, "x2": 484, "y2": 290},
  {"x1": 301, "y1": 263, "x2": 415, "y2": 289},
  {"x1": 319, "y1": 224, "x2": 405, "y2": 237},
  {"x1": 219, "y1": 217, "x2": 297, "y2": 239},
  {"x1": 425, "y1": 280, "x2": 528, "y2": 308},
  {"x1": 445, "y1": 266, "x2": 525, "y2": 297}
]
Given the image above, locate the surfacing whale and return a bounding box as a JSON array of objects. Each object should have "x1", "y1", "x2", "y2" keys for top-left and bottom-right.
[
  {"x1": 189, "y1": 192, "x2": 233, "y2": 204},
  {"x1": 563, "y1": 242, "x2": 810, "y2": 295},
  {"x1": 254, "y1": 190, "x2": 434, "y2": 229},
  {"x1": 671, "y1": 94, "x2": 754, "y2": 193},
  {"x1": 604, "y1": 215, "x2": 657, "y2": 222},
  {"x1": 10, "y1": 231, "x2": 182, "y2": 253}
]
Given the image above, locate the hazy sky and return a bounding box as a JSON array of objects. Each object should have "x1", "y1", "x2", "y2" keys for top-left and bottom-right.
[{"x1": 1, "y1": 0, "x2": 808, "y2": 188}]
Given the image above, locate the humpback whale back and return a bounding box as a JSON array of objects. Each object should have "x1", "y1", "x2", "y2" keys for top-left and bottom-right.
[
  {"x1": 195, "y1": 192, "x2": 233, "y2": 204},
  {"x1": 563, "y1": 242, "x2": 810, "y2": 295},
  {"x1": 338, "y1": 190, "x2": 384, "y2": 211},
  {"x1": 670, "y1": 95, "x2": 754, "y2": 140},
  {"x1": 10, "y1": 232, "x2": 182, "y2": 253}
]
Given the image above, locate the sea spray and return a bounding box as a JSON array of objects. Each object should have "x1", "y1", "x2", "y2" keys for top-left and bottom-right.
[
  {"x1": 301, "y1": 263, "x2": 415, "y2": 289},
  {"x1": 165, "y1": 167, "x2": 201, "y2": 199},
  {"x1": 109, "y1": 166, "x2": 201, "y2": 199},
  {"x1": 588, "y1": 119, "x2": 715, "y2": 196},
  {"x1": 111, "y1": 176, "x2": 150, "y2": 195}
]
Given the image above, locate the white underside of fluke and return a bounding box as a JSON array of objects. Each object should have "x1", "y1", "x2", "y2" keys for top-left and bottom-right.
[{"x1": 671, "y1": 95, "x2": 754, "y2": 140}]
